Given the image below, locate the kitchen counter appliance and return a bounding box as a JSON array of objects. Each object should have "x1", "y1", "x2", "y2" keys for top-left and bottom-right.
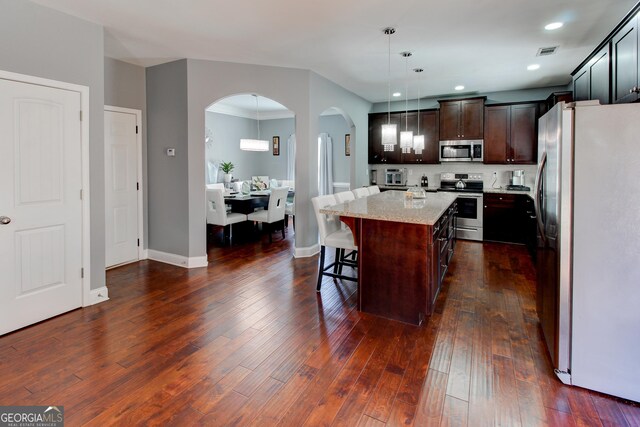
[
  {"x1": 536, "y1": 101, "x2": 640, "y2": 402},
  {"x1": 511, "y1": 169, "x2": 525, "y2": 186},
  {"x1": 439, "y1": 140, "x2": 483, "y2": 162},
  {"x1": 438, "y1": 173, "x2": 483, "y2": 241},
  {"x1": 384, "y1": 168, "x2": 407, "y2": 186}
]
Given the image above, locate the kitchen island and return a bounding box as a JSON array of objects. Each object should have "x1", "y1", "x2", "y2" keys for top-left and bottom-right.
[{"x1": 321, "y1": 191, "x2": 458, "y2": 325}]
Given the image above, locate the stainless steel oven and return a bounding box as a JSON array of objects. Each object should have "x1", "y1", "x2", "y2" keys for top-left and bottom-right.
[
  {"x1": 438, "y1": 172, "x2": 484, "y2": 241},
  {"x1": 455, "y1": 193, "x2": 483, "y2": 241}
]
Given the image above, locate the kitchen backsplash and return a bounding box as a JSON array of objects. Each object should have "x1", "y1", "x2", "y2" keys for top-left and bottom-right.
[{"x1": 370, "y1": 163, "x2": 538, "y2": 189}]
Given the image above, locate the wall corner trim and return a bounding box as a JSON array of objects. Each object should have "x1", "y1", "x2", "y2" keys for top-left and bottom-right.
[
  {"x1": 86, "y1": 286, "x2": 109, "y2": 306},
  {"x1": 148, "y1": 249, "x2": 208, "y2": 268},
  {"x1": 293, "y1": 244, "x2": 320, "y2": 258}
]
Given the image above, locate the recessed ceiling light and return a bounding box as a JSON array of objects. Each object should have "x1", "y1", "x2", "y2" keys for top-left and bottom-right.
[
  {"x1": 392, "y1": 92, "x2": 401, "y2": 97},
  {"x1": 455, "y1": 85, "x2": 465, "y2": 91},
  {"x1": 545, "y1": 22, "x2": 564, "y2": 31},
  {"x1": 527, "y1": 64, "x2": 540, "y2": 71}
]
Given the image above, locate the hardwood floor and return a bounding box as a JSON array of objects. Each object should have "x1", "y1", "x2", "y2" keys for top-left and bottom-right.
[{"x1": 1, "y1": 228, "x2": 639, "y2": 426}]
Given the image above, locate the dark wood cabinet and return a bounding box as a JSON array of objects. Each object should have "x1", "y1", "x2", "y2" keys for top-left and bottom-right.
[
  {"x1": 484, "y1": 103, "x2": 538, "y2": 164},
  {"x1": 483, "y1": 105, "x2": 510, "y2": 163},
  {"x1": 438, "y1": 98, "x2": 485, "y2": 140},
  {"x1": 590, "y1": 47, "x2": 611, "y2": 104},
  {"x1": 573, "y1": 46, "x2": 610, "y2": 104},
  {"x1": 612, "y1": 17, "x2": 639, "y2": 104},
  {"x1": 368, "y1": 112, "x2": 401, "y2": 164},
  {"x1": 573, "y1": 68, "x2": 590, "y2": 102},
  {"x1": 369, "y1": 110, "x2": 439, "y2": 164},
  {"x1": 483, "y1": 193, "x2": 529, "y2": 244},
  {"x1": 401, "y1": 111, "x2": 439, "y2": 164}
]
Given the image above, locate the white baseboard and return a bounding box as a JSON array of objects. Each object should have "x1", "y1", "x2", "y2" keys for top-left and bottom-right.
[
  {"x1": 294, "y1": 244, "x2": 320, "y2": 258},
  {"x1": 87, "y1": 286, "x2": 109, "y2": 306},
  {"x1": 141, "y1": 249, "x2": 149, "y2": 260},
  {"x1": 147, "y1": 249, "x2": 208, "y2": 268}
]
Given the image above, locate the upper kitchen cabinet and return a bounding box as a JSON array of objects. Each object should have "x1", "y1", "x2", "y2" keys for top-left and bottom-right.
[
  {"x1": 572, "y1": 4, "x2": 640, "y2": 105},
  {"x1": 368, "y1": 112, "x2": 401, "y2": 164},
  {"x1": 484, "y1": 103, "x2": 539, "y2": 164},
  {"x1": 438, "y1": 97, "x2": 485, "y2": 140},
  {"x1": 573, "y1": 45, "x2": 610, "y2": 104},
  {"x1": 612, "y1": 16, "x2": 639, "y2": 103},
  {"x1": 401, "y1": 110, "x2": 439, "y2": 164}
]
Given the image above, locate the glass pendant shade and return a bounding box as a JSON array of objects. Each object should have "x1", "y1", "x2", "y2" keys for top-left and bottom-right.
[
  {"x1": 240, "y1": 138, "x2": 269, "y2": 151},
  {"x1": 400, "y1": 130, "x2": 413, "y2": 154},
  {"x1": 381, "y1": 123, "x2": 397, "y2": 148},
  {"x1": 240, "y1": 94, "x2": 269, "y2": 151},
  {"x1": 413, "y1": 134, "x2": 425, "y2": 155}
]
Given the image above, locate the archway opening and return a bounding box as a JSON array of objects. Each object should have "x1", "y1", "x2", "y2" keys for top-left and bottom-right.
[{"x1": 318, "y1": 107, "x2": 354, "y2": 195}]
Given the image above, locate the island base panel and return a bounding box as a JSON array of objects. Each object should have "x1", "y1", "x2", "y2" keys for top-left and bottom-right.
[{"x1": 358, "y1": 219, "x2": 430, "y2": 325}]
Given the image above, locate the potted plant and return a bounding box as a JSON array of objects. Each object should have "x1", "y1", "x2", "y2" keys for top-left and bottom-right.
[{"x1": 220, "y1": 161, "x2": 234, "y2": 184}]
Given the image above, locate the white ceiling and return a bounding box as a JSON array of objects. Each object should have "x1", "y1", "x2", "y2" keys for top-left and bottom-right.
[{"x1": 31, "y1": 0, "x2": 638, "y2": 102}]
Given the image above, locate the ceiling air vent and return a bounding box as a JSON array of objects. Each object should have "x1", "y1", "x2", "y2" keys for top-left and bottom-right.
[{"x1": 537, "y1": 46, "x2": 559, "y2": 56}]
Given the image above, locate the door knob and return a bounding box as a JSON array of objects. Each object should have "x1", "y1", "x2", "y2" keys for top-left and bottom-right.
[{"x1": 0, "y1": 216, "x2": 11, "y2": 225}]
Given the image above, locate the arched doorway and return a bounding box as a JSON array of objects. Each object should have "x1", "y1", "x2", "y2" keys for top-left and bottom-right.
[
  {"x1": 204, "y1": 94, "x2": 297, "y2": 244},
  {"x1": 318, "y1": 107, "x2": 355, "y2": 195}
]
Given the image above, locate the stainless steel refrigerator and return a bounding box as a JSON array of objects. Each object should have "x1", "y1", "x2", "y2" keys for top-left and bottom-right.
[{"x1": 535, "y1": 101, "x2": 640, "y2": 402}]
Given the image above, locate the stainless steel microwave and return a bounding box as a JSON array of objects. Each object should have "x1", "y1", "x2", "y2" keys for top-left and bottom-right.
[{"x1": 439, "y1": 140, "x2": 483, "y2": 162}]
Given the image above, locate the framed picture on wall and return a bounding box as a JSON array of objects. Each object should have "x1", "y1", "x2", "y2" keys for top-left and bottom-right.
[
  {"x1": 273, "y1": 136, "x2": 280, "y2": 156},
  {"x1": 345, "y1": 134, "x2": 351, "y2": 156}
]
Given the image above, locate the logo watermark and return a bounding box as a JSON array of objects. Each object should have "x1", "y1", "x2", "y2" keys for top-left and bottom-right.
[{"x1": 0, "y1": 406, "x2": 64, "y2": 427}]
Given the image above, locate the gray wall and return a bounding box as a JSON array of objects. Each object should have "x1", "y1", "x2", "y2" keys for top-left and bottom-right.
[
  {"x1": 146, "y1": 59, "x2": 372, "y2": 258},
  {"x1": 104, "y1": 57, "x2": 148, "y2": 248},
  {"x1": 205, "y1": 112, "x2": 294, "y2": 182},
  {"x1": 146, "y1": 60, "x2": 190, "y2": 257},
  {"x1": 0, "y1": 0, "x2": 106, "y2": 290},
  {"x1": 319, "y1": 114, "x2": 351, "y2": 183},
  {"x1": 370, "y1": 85, "x2": 570, "y2": 113},
  {"x1": 258, "y1": 117, "x2": 295, "y2": 180}
]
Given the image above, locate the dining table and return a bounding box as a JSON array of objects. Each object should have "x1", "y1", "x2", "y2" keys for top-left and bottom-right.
[{"x1": 224, "y1": 190, "x2": 294, "y2": 215}]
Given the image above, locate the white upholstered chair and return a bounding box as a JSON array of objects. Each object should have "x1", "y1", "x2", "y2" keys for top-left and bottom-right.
[
  {"x1": 334, "y1": 191, "x2": 355, "y2": 204},
  {"x1": 367, "y1": 185, "x2": 380, "y2": 195},
  {"x1": 352, "y1": 187, "x2": 369, "y2": 199},
  {"x1": 285, "y1": 196, "x2": 295, "y2": 231},
  {"x1": 248, "y1": 186, "x2": 289, "y2": 242},
  {"x1": 206, "y1": 183, "x2": 225, "y2": 190},
  {"x1": 206, "y1": 189, "x2": 247, "y2": 245},
  {"x1": 312, "y1": 194, "x2": 358, "y2": 291}
]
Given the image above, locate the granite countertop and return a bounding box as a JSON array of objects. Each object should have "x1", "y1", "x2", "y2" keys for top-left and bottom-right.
[
  {"x1": 320, "y1": 190, "x2": 457, "y2": 225},
  {"x1": 379, "y1": 185, "x2": 438, "y2": 192},
  {"x1": 484, "y1": 187, "x2": 534, "y2": 199}
]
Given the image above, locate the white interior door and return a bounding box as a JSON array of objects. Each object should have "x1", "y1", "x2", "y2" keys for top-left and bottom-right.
[
  {"x1": 104, "y1": 109, "x2": 139, "y2": 268},
  {"x1": 0, "y1": 78, "x2": 83, "y2": 335}
]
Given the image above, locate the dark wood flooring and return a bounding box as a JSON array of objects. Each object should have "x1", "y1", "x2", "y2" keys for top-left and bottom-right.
[{"x1": 1, "y1": 227, "x2": 639, "y2": 426}]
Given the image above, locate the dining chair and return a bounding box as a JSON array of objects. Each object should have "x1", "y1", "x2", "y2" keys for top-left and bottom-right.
[
  {"x1": 352, "y1": 187, "x2": 369, "y2": 199},
  {"x1": 311, "y1": 195, "x2": 358, "y2": 292},
  {"x1": 334, "y1": 191, "x2": 355, "y2": 204},
  {"x1": 248, "y1": 186, "x2": 288, "y2": 242},
  {"x1": 285, "y1": 195, "x2": 295, "y2": 231},
  {"x1": 206, "y1": 189, "x2": 247, "y2": 245},
  {"x1": 367, "y1": 185, "x2": 380, "y2": 195}
]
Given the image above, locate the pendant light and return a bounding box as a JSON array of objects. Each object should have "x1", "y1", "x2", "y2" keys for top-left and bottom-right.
[
  {"x1": 399, "y1": 51, "x2": 413, "y2": 154},
  {"x1": 381, "y1": 27, "x2": 397, "y2": 151},
  {"x1": 413, "y1": 68, "x2": 425, "y2": 155},
  {"x1": 240, "y1": 94, "x2": 269, "y2": 151}
]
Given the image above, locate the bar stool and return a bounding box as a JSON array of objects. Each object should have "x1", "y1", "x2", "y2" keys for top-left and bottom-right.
[
  {"x1": 311, "y1": 195, "x2": 358, "y2": 291},
  {"x1": 352, "y1": 187, "x2": 369, "y2": 199},
  {"x1": 367, "y1": 185, "x2": 380, "y2": 195}
]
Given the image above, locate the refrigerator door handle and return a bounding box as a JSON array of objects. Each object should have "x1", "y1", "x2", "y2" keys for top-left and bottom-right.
[{"x1": 534, "y1": 151, "x2": 547, "y2": 240}]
